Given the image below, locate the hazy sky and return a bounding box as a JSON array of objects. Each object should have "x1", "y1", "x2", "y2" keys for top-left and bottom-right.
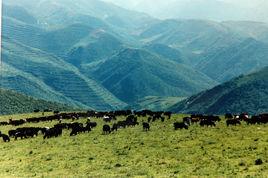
[{"x1": 103, "y1": 0, "x2": 268, "y2": 23}]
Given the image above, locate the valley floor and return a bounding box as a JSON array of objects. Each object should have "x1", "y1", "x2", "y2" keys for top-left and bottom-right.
[{"x1": 0, "y1": 113, "x2": 267, "y2": 177}]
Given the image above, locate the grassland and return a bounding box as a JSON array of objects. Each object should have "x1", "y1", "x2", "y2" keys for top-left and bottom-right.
[{"x1": 0, "y1": 113, "x2": 267, "y2": 177}]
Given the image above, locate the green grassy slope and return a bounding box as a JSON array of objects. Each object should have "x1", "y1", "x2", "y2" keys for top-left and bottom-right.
[
  {"x1": 91, "y1": 48, "x2": 218, "y2": 103},
  {"x1": 140, "y1": 19, "x2": 242, "y2": 52},
  {"x1": 127, "y1": 96, "x2": 186, "y2": 111},
  {"x1": 196, "y1": 38, "x2": 268, "y2": 82},
  {"x1": 170, "y1": 67, "x2": 268, "y2": 114},
  {"x1": 1, "y1": 39, "x2": 127, "y2": 110},
  {"x1": 144, "y1": 43, "x2": 186, "y2": 64},
  {"x1": 67, "y1": 31, "x2": 125, "y2": 67},
  {"x1": 0, "y1": 113, "x2": 267, "y2": 177},
  {"x1": 0, "y1": 89, "x2": 75, "y2": 115}
]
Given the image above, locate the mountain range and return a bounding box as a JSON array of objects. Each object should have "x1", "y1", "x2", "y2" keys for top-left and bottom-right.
[
  {"x1": 170, "y1": 67, "x2": 268, "y2": 115},
  {"x1": 1, "y1": 0, "x2": 268, "y2": 114},
  {"x1": 103, "y1": 0, "x2": 268, "y2": 23}
]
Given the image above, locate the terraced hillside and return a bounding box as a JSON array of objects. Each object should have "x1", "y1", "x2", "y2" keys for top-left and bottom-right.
[
  {"x1": 0, "y1": 89, "x2": 75, "y2": 115},
  {"x1": 90, "y1": 48, "x2": 217, "y2": 103},
  {"x1": 1, "y1": 39, "x2": 127, "y2": 110}
]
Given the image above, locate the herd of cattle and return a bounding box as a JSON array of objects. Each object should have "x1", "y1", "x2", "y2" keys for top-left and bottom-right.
[{"x1": 0, "y1": 110, "x2": 267, "y2": 143}]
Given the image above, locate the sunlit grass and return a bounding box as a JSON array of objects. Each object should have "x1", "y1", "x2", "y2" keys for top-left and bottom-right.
[{"x1": 0, "y1": 113, "x2": 267, "y2": 177}]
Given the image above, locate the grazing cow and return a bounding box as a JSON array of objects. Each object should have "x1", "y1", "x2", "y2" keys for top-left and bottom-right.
[
  {"x1": 0, "y1": 134, "x2": 10, "y2": 142},
  {"x1": 117, "y1": 121, "x2": 127, "y2": 128},
  {"x1": 9, "y1": 119, "x2": 26, "y2": 126},
  {"x1": 200, "y1": 120, "x2": 216, "y2": 127},
  {"x1": 190, "y1": 115, "x2": 201, "y2": 124},
  {"x1": 246, "y1": 116, "x2": 260, "y2": 125},
  {"x1": 183, "y1": 117, "x2": 191, "y2": 126},
  {"x1": 225, "y1": 113, "x2": 233, "y2": 119},
  {"x1": 103, "y1": 116, "x2": 112, "y2": 122},
  {"x1": 8, "y1": 130, "x2": 17, "y2": 137},
  {"x1": 103, "y1": 125, "x2": 111, "y2": 134},
  {"x1": 164, "y1": 112, "x2": 172, "y2": 119},
  {"x1": 174, "y1": 122, "x2": 189, "y2": 130},
  {"x1": 111, "y1": 123, "x2": 118, "y2": 132},
  {"x1": 86, "y1": 122, "x2": 97, "y2": 129},
  {"x1": 142, "y1": 122, "x2": 150, "y2": 131},
  {"x1": 43, "y1": 127, "x2": 62, "y2": 139},
  {"x1": 15, "y1": 132, "x2": 27, "y2": 140},
  {"x1": 226, "y1": 119, "x2": 241, "y2": 126}
]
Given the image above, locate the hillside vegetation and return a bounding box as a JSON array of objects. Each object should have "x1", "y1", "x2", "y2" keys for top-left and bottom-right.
[
  {"x1": 127, "y1": 96, "x2": 186, "y2": 111},
  {"x1": 0, "y1": 89, "x2": 75, "y2": 115},
  {"x1": 170, "y1": 67, "x2": 268, "y2": 114},
  {"x1": 91, "y1": 48, "x2": 217, "y2": 103}
]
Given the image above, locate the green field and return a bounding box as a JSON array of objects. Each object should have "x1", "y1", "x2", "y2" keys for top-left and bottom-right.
[{"x1": 0, "y1": 113, "x2": 267, "y2": 177}]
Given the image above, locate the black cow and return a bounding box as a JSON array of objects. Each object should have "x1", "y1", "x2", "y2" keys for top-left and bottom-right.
[
  {"x1": 111, "y1": 123, "x2": 118, "y2": 132},
  {"x1": 200, "y1": 120, "x2": 216, "y2": 127},
  {"x1": 142, "y1": 122, "x2": 150, "y2": 131},
  {"x1": 174, "y1": 122, "x2": 188, "y2": 130},
  {"x1": 103, "y1": 125, "x2": 111, "y2": 134},
  {"x1": 226, "y1": 119, "x2": 241, "y2": 126},
  {"x1": 43, "y1": 127, "x2": 62, "y2": 139},
  {"x1": 8, "y1": 130, "x2": 17, "y2": 137},
  {"x1": 0, "y1": 134, "x2": 10, "y2": 142},
  {"x1": 183, "y1": 117, "x2": 191, "y2": 126},
  {"x1": 15, "y1": 132, "x2": 27, "y2": 140},
  {"x1": 86, "y1": 122, "x2": 97, "y2": 129}
]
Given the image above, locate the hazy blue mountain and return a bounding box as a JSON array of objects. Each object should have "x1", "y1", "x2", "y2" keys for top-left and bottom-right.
[
  {"x1": 3, "y1": 6, "x2": 138, "y2": 60},
  {"x1": 144, "y1": 43, "x2": 186, "y2": 64},
  {"x1": 0, "y1": 88, "x2": 75, "y2": 115},
  {"x1": 67, "y1": 30, "x2": 125, "y2": 67},
  {"x1": 196, "y1": 38, "x2": 268, "y2": 82},
  {"x1": 3, "y1": 4, "x2": 38, "y2": 25},
  {"x1": 4, "y1": 0, "x2": 156, "y2": 32},
  {"x1": 104, "y1": 0, "x2": 268, "y2": 23},
  {"x1": 221, "y1": 21, "x2": 268, "y2": 43},
  {"x1": 169, "y1": 67, "x2": 268, "y2": 115},
  {"x1": 140, "y1": 19, "x2": 243, "y2": 53},
  {"x1": 90, "y1": 48, "x2": 217, "y2": 103}
]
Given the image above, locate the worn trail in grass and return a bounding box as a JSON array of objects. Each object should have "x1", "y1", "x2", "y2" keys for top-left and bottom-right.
[{"x1": 0, "y1": 113, "x2": 267, "y2": 177}]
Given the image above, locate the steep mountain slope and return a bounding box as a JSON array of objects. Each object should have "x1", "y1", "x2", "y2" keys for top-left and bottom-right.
[
  {"x1": 140, "y1": 19, "x2": 242, "y2": 55},
  {"x1": 127, "y1": 96, "x2": 186, "y2": 111},
  {"x1": 169, "y1": 67, "x2": 268, "y2": 114},
  {"x1": 0, "y1": 89, "x2": 75, "y2": 115},
  {"x1": 196, "y1": 38, "x2": 268, "y2": 82},
  {"x1": 3, "y1": 5, "x2": 136, "y2": 61},
  {"x1": 1, "y1": 38, "x2": 127, "y2": 110},
  {"x1": 90, "y1": 48, "x2": 217, "y2": 103},
  {"x1": 67, "y1": 30, "x2": 125, "y2": 67},
  {"x1": 144, "y1": 44, "x2": 186, "y2": 64}
]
